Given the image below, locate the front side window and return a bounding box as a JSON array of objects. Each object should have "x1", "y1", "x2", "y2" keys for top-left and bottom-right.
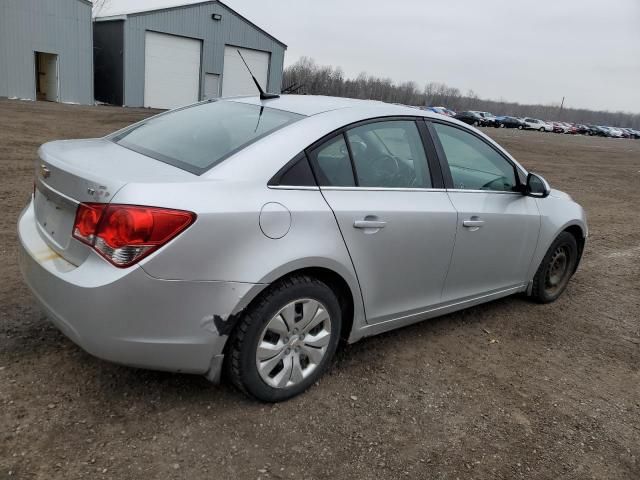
[
  {"x1": 345, "y1": 120, "x2": 432, "y2": 188},
  {"x1": 433, "y1": 123, "x2": 517, "y2": 192},
  {"x1": 115, "y1": 101, "x2": 304, "y2": 175}
]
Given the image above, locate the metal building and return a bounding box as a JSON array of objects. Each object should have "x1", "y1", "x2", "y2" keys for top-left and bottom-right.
[
  {"x1": 0, "y1": 0, "x2": 94, "y2": 104},
  {"x1": 93, "y1": 1, "x2": 286, "y2": 109}
]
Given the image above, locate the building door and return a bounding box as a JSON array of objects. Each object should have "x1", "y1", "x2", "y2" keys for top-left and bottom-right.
[
  {"x1": 204, "y1": 73, "x2": 220, "y2": 99},
  {"x1": 222, "y1": 46, "x2": 270, "y2": 97},
  {"x1": 144, "y1": 31, "x2": 202, "y2": 109},
  {"x1": 35, "y1": 52, "x2": 59, "y2": 102}
]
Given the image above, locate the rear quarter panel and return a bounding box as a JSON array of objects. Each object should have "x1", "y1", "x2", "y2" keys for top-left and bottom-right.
[{"x1": 111, "y1": 180, "x2": 366, "y2": 328}]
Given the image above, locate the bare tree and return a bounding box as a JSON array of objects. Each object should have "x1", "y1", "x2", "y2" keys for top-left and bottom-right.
[{"x1": 282, "y1": 58, "x2": 640, "y2": 128}]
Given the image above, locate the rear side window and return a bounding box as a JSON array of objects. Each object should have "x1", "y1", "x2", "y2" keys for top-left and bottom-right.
[
  {"x1": 269, "y1": 154, "x2": 317, "y2": 187},
  {"x1": 345, "y1": 120, "x2": 432, "y2": 188},
  {"x1": 309, "y1": 135, "x2": 356, "y2": 187},
  {"x1": 115, "y1": 101, "x2": 304, "y2": 175}
]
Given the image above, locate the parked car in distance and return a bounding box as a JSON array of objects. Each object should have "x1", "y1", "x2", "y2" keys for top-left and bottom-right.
[
  {"x1": 495, "y1": 116, "x2": 526, "y2": 129},
  {"x1": 19, "y1": 95, "x2": 588, "y2": 402},
  {"x1": 454, "y1": 110, "x2": 486, "y2": 127},
  {"x1": 604, "y1": 127, "x2": 624, "y2": 138},
  {"x1": 574, "y1": 124, "x2": 591, "y2": 135},
  {"x1": 584, "y1": 125, "x2": 604, "y2": 136},
  {"x1": 523, "y1": 118, "x2": 552, "y2": 132},
  {"x1": 550, "y1": 122, "x2": 568, "y2": 134},
  {"x1": 427, "y1": 106, "x2": 456, "y2": 117},
  {"x1": 476, "y1": 111, "x2": 499, "y2": 127},
  {"x1": 622, "y1": 128, "x2": 640, "y2": 139}
]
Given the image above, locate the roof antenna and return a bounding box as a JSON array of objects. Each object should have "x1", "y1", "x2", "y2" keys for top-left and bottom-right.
[{"x1": 237, "y1": 49, "x2": 279, "y2": 100}]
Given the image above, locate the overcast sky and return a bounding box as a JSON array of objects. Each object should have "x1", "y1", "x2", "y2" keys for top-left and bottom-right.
[{"x1": 101, "y1": 0, "x2": 640, "y2": 113}]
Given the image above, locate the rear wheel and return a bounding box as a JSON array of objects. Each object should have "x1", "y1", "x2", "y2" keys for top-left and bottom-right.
[
  {"x1": 530, "y1": 232, "x2": 578, "y2": 303},
  {"x1": 225, "y1": 275, "x2": 342, "y2": 402}
]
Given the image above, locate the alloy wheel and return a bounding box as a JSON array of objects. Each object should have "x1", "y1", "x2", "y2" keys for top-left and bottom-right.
[{"x1": 256, "y1": 299, "x2": 332, "y2": 389}]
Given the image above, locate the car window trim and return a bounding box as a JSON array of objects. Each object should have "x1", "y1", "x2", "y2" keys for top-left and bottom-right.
[
  {"x1": 305, "y1": 116, "x2": 444, "y2": 190},
  {"x1": 425, "y1": 118, "x2": 527, "y2": 192},
  {"x1": 268, "y1": 152, "x2": 319, "y2": 188}
]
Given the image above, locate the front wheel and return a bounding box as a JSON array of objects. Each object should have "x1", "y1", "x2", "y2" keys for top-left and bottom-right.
[
  {"x1": 539, "y1": 127, "x2": 545, "y2": 132},
  {"x1": 530, "y1": 232, "x2": 578, "y2": 303},
  {"x1": 225, "y1": 275, "x2": 342, "y2": 402}
]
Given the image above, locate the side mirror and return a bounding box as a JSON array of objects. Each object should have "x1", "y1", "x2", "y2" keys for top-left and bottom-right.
[{"x1": 525, "y1": 172, "x2": 551, "y2": 198}]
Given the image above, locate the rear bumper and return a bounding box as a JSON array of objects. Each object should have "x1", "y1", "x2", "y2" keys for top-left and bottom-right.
[{"x1": 18, "y1": 201, "x2": 263, "y2": 378}]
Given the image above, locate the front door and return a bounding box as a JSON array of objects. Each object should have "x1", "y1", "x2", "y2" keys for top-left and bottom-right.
[
  {"x1": 309, "y1": 119, "x2": 458, "y2": 324},
  {"x1": 430, "y1": 121, "x2": 540, "y2": 302}
]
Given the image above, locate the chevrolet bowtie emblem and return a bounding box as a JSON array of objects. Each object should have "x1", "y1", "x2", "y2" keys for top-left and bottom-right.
[{"x1": 40, "y1": 164, "x2": 51, "y2": 179}]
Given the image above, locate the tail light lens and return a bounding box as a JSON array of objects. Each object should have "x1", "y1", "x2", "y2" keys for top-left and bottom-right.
[{"x1": 73, "y1": 203, "x2": 196, "y2": 268}]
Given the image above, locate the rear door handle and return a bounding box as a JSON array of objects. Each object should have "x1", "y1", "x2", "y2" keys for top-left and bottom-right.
[
  {"x1": 354, "y1": 220, "x2": 387, "y2": 229},
  {"x1": 463, "y1": 219, "x2": 485, "y2": 228}
]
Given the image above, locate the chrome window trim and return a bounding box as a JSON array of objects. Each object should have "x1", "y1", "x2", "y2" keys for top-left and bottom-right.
[
  {"x1": 267, "y1": 185, "x2": 320, "y2": 191},
  {"x1": 445, "y1": 188, "x2": 523, "y2": 195},
  {"x1": 319, "y1": 186, "x2": 447, "y2": 193}
]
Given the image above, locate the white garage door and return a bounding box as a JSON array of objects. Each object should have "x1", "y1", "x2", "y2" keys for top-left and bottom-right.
[
  {"x1": 222, "y1": 46, "x2": 270, "y2": 98},
  {"x1": 144, "y1": 31, "x2": 202, "y2": 109}
]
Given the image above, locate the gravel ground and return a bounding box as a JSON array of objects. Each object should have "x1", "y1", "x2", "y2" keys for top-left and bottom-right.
[{"x1": 1, "y1": 99, "x2": 639, "y2": 479}]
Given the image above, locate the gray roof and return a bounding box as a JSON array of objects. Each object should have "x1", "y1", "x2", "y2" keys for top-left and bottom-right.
[{"x1": 94, "y1": 0, "x2": 286, "y2": 48}]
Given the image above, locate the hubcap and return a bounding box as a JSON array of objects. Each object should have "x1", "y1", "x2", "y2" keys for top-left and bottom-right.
[
  {"x1": 256, "y1": 299, "x2": 332, "y2": 389},
  {"x1": 545, "y1": 246, "x2": 570, "y2": 294}
]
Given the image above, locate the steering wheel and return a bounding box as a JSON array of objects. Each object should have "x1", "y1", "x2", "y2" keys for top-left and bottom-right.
[{"x1": 371, "y1": 154, "x2": 400, "y2": 185}]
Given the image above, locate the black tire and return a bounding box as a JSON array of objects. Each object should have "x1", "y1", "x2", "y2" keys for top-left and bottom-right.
[
  {"x1": 530, "y1": 232, "x2": 578, "y2": 303},
  {"x1": 539, "y1": 127, "x2": 545, "y2": 132},
  {"x1": 473, "y1": 120, "x2": 480, "y2": 127},
  {"x1": 225, "y1": 275, "x2": 342, "y2": 402},
  {"x1": 518, "y1": 125, "x2": 523, "y2": 130}
]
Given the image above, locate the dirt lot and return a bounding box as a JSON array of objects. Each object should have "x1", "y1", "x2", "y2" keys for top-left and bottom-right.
[{"x1": 1, "y1": 99, "x2": 639, "y2": 479}]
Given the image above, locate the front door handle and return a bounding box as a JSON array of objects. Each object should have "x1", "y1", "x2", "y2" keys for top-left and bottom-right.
[
  {"x1": 463, "y1": 219, "x2": 485, "y2": 228},
  {"x1": 354, "y1": 219, "x2": 387, "y2": 229}
]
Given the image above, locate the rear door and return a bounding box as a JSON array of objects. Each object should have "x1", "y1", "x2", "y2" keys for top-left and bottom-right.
[
  {"x1": 309, "y1": 118, "x2": 458, "y2": 324},
  {"x1": 429, "y1": 121, "x2": 540, "y2": 302}
]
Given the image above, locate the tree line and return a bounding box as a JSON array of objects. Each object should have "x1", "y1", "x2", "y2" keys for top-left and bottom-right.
[{"x1": 282, "y1": 57, "x2": 640, "y2": 129}]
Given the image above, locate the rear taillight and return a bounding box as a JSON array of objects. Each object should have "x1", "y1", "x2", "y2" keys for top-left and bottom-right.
[{"x1": 72, "y1": 203, "x2": 196, "y2": 268}]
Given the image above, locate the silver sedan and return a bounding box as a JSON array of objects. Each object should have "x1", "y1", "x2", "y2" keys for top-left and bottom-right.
[{"x1": 18, "y1": 95, "x2": 587, "y2": 401}]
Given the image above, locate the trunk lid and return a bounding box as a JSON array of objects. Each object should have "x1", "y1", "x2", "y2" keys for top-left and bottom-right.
[{"x1": 34, "y1": 138, "x2": 195, "y2": 265}]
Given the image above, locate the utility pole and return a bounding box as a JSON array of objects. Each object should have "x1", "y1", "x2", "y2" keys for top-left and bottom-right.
[{"x1": 559, "y1": 96, "x2": 565, "y2": 119}]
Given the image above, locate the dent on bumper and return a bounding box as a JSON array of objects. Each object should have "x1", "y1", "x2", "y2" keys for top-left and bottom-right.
[{"x1": 18, "y1": 202, "x2": 264, "y2": 377}]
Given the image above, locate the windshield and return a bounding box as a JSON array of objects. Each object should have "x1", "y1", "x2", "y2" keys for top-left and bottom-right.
[{"x1": 114, "y1": 101, "x2": 305, "y2": 175}]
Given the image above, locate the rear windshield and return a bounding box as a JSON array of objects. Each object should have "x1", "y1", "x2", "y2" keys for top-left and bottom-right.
[{"x1": 114, "y1": 101, "x2": 305, "y2": 175}]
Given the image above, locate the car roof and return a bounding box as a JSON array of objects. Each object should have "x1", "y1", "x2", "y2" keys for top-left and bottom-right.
[
  {"x1": 226, "y1": 95, "x2": 434, "y2": 118},
  {"x1": 204, "y1": 95, "x2": 529, "y2": 182}
]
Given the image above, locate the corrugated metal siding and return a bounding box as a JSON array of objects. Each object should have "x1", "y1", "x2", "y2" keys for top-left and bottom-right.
[
  {"x1": 122, "y1": 2, "x2": 285, "y2": 106},
  {"x1": 0, "y1": 0, "x2": 93, "y2": 104}
]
